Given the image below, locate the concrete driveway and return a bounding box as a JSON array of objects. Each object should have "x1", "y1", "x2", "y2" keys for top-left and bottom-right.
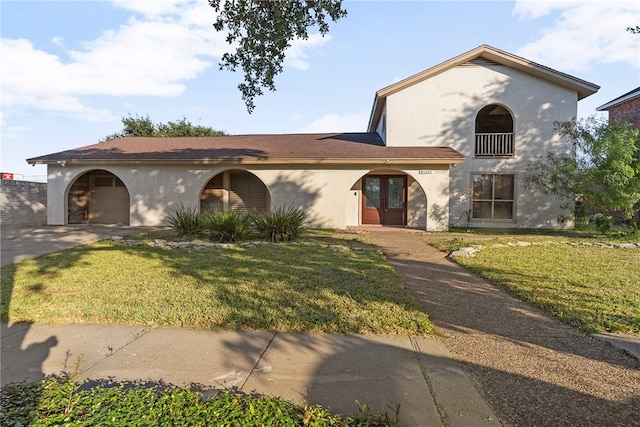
[{"x1": 0, "y1": 225, "x2": 152, "y2": 266}]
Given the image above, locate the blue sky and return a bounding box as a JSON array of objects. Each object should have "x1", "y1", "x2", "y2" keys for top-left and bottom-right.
[{"x1": 1, "y1": 0, "x2": 638, "y2": 181}]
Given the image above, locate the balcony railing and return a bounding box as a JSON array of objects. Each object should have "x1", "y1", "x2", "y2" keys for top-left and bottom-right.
[{"x1": 475, "y1": 133, "x2": 513, "y2": 157}]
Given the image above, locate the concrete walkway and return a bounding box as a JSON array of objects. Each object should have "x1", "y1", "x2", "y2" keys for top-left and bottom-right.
[{"x1": 364, "y1": 229, "x2": 640, "y2": 427}]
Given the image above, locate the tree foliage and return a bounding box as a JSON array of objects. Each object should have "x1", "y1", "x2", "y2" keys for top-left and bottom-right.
[
  {"x1": 101, "y1": 115, "x2": 227, "y2": 141},
  {"x1": 523, "y1": 117, "x2": 640, "y2": 229},
  {"x1": 209, "y1": 0, "x2": 347, "y2": 113}
]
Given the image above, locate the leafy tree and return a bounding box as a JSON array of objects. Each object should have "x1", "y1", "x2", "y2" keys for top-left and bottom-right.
[
  {"x1": 523, "y1": 117, "x2": 640, "y2": 229},
  {"x1": 210, "y1": 0, "x2": 347, "y2": 113},
  {"x1": 101, "y1": 115, "x2": 227, "y2": 141}
]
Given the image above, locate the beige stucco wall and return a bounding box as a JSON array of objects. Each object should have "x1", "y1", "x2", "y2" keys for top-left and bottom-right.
[
  {"x1": 382, "y1": 62, "x2": 578, "y2": 228},
  {"x1": 46, "y1": 163, "x2": 452, "y2": 231}
]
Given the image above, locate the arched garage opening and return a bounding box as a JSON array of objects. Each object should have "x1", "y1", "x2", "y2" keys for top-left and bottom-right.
[
  {"x1": 200, "y1": 170, "x2": 270, "y2": 213},
  {"x1": 356, "y1": 171, "x2": 427, "y2": 228},
  {"x1": 67, "y1": 170, "x2": 130, "y2": 225}
]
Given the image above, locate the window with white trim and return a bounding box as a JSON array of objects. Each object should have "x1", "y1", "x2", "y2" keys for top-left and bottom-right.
[{"x1": 472, "y1": 174, "x2": 515, "y2": 220}]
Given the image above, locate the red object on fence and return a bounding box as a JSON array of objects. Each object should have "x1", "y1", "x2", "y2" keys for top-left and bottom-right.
[{"x1": 1, "y1": 172, "x2": 14, "y2": 180}]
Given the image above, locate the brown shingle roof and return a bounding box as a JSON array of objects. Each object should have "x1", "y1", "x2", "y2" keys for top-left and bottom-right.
[{"x1": 27, "y1": 133, "x2": 465, "y2": 166}]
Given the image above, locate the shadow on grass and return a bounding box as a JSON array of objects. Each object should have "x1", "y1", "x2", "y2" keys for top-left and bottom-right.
[
  {"x1": 2, "y1": 233, "x2": 432, "y2": 336},
  {"x1": 115, "y1": 239, "x2": 428, "y2": 334}
]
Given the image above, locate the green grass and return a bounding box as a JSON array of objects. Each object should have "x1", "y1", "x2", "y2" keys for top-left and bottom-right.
[
  {"x1": 1, "y1": 231, "x2": 433, "y2": 336},
  {"x1": 431, "y1": 234, "x2": 640, "y2": 334},
  {"x1": 1, "y1": 378, "x2": 398, "y2": 426}
]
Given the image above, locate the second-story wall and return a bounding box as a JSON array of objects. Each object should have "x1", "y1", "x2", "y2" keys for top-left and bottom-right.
[{"x1": 382, "y1": 60, "x2": 579, "y2": 228}]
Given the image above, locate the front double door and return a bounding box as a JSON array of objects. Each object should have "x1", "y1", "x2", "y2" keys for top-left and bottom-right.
[{"x1": 362, "y1": 175, "x2": 407, "y2": 225}]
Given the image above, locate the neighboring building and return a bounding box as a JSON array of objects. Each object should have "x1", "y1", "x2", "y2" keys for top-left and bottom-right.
[
  {"x1": 596, "y1": 87, "x2": 640, "y2": 129},
  {"x1": 27, "y1": 45, "x2": 599, "y2": 230}
]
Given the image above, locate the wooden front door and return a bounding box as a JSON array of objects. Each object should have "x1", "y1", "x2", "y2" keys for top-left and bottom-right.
[{"x1": 362, "y1": 175, "x2": 407, "y2": 225}]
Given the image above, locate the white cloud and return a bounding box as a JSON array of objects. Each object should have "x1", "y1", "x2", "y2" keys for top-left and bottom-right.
[
  {"x1": 1, "y1": 0, "x2": 225, "y2": 121},
  {"x1": 512, "y1": 0, "x2": 579, "y2": 20},
  {"x1": 111, "y1": 0, "x2": 191, "y2": 18},
  {"x1": 286, "y1": 33, "x2": 331, "y2": 71},
  {"x1": 298, "y1": 111, "x2": 370, "y2": 133},
  {"x1": 514, "y1": 1, "x2": 639, "y2": 71},
  {"x1": 2, "y1": 125, "x2": 30, "y2": 139},
  {"x1": 2, "y1": 0, "x2": 335, "y2": 121}
]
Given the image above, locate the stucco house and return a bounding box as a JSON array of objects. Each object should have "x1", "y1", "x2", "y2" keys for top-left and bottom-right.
[
  {"x1": 596, "y1": 86, "x2": 640, "y2": 129},
  {"x1": 27, "y1": 45, "x2": 599, "y2": 230}
]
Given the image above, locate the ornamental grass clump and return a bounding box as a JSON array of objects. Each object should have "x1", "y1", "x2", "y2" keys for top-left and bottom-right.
[
  {"x1": 253, "y1": 205, "x2": 308, "y2": 242},
  {"x1": 166, "y1": 204, "x2": 200, "y2": 237},
  {"x1": 199, "y1": 209, "x2": 254, "y2": 242},
  {"x1": 165, "y1": 204, "x2": 309, "y2": 243}
]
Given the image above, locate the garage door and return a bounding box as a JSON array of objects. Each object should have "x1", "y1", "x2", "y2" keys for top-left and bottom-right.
[{"x1": 91, "y1": 176, "x2": 129, "y2": 224}]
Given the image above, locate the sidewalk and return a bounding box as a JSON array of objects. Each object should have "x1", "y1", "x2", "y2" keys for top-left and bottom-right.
[
  {"x1": 1, "y1": 323, "x2": 498, "y2": 427},
  {"x1": 364, "y1": 229, "x2": 640, "y2": 427}
]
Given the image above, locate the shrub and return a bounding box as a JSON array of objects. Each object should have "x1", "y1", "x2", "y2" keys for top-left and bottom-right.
[
  {"x1": 593, "y1": 213, "x2": 613, "y2": 233},
  {"x1": 166, "y1": 204, "x2": 200, "y2": 237},
  {"x1": 199, "y1": 209, "x2": 254, "y2": 242},
  {"x1": 0, "y1": 378, "x2": 398, "y2": 426},
  {"x1": 253, "y1": 205, "x2": 308, "y2": 242}
]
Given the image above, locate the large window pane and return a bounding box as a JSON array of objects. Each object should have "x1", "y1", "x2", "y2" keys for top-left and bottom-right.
[
  {"x1": 494, "y1": 202, "x2": 514, "y2": 219},
  {"x1": 472, "y1": 201, "x2": 493, "y2": 219},
  {"x1": 473, "y1": 175, "x2": 493, "y2": 199},
  {"x1": 494, "y1": 175, "x2": 514, "y2": 200},
  {"x1": 365, "y1": 178, "x2": 380, "y2": 208},
  {"x1": 388, "y1": 178, "x2": 404, "y2": 208}
]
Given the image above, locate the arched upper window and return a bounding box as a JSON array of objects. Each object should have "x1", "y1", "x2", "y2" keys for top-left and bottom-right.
[{"x1": 475, "y1": 105, "x2": 514, "y2": 157}]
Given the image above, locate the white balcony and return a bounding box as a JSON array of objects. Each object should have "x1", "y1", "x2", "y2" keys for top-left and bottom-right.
[{"x1": 475, "y1": 133, "x2": 513, "y2": 157}]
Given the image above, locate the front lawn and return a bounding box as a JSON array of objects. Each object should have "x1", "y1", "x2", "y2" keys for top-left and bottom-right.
[
  {"x1": 1, "y1": 231, "x2": 433, "y2": 336},
  {"x1": 431, "y1": 234, "x2": 640, "y2": 334}
]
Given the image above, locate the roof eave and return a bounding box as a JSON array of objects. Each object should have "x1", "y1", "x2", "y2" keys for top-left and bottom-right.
[
  {"x1": 28, "y1": 157, "x2": 465, "y2": 166},
  {"x1": 367, "y1": 94, "x2": 381, "y2": 132},
  {"x1": 596, "y1": 87, "x2": 640, "y2": 111}
]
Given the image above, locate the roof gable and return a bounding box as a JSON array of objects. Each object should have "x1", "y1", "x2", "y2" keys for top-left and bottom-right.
[{"x1": 367, "y1": 44, "x2": 600, "y2": 131}]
